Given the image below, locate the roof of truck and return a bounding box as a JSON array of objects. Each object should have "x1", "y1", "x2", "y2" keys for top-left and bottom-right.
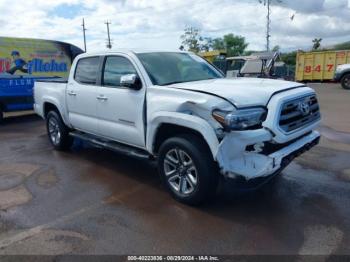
[
  {"x1": 79, "y1": 49, "x2": 191, "y2": 57},
  {"x1": 77, "y1": 49, "x2": 190, "y2": 57}
]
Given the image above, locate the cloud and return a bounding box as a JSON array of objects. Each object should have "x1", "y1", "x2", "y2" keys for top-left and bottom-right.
[
  {"x1": 0, "y1": 0, "x2": 349, "y2": 52},
  {"x1": 273, "y1": 0, "x2": 325, "y2": 13},
  {"x1": 273, "y1": 0, "x2": 348, "y2": 13}
]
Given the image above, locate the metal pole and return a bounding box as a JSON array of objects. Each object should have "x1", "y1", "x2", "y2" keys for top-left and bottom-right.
[
  {"x1": 82, "y1": 18, "x2": 87, "y2": 52},
  {"x1": 105, "y1": 21, "x2": 112, "y2": 49},
  {"x1": 266, "y1": 0, "x2": 271, "y2": 51}
]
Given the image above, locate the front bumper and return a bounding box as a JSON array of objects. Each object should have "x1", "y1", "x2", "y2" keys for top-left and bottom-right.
[
  {"x1": 216, "y1": 129, "x2": 320, "y2": 180},
  {"x1": 334, "y1": 72, "x2": 342, "y2": 81}
]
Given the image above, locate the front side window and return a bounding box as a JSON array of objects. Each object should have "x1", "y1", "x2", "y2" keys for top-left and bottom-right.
[
  {"x1": 74, "y1": 57, "x2": 100, "y2": 85},
  {"x1": 136, "y1": 52, "x2": 223, "y2": 86},
  {"x1": 103, "y1": 56, "x2": 138, "y2": 87}
]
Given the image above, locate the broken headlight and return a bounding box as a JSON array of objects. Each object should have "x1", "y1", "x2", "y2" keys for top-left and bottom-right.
[{"x1": 212, "y1": 108, "x2": 267, "y2": 131}]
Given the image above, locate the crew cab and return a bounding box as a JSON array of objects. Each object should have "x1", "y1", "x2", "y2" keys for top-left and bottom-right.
[{"x1": 34, "y1": 51, "x2": 321, "y2": 205}]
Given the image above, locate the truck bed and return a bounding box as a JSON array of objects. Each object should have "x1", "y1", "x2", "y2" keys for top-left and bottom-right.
[
  {"x1": 33, "y1": 78, "x2": 68, "y2": 83},
  {"x1": 34, "y1": 80, "x2": 68, "y2": 118}
]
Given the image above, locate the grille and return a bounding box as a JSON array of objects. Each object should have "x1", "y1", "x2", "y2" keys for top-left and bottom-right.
[{"x1": 279, "y1": 95, "x2": 320, "y2": 133}]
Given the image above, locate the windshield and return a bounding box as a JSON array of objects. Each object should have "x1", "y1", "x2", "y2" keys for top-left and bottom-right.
[{"x1": 136, "y1": 52, "x2": 223, "y2": 86}]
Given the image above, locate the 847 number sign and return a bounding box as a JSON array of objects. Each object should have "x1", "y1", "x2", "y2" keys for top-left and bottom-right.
[{"x1": 304, "y1": 64, "x2": 334, "y2": 73}]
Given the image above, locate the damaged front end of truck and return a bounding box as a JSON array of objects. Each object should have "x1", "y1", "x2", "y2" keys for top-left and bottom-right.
[{"x1": 213, "y1": 90, "x2": 321, "y2": 186}]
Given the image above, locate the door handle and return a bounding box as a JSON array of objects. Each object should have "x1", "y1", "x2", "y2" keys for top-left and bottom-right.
[
  {"x1": 68, "y1": 91, "x2": 77, "y2": 96},
  {"x1": 97, "y1": 95, "x2": 108, "y2": 101}
]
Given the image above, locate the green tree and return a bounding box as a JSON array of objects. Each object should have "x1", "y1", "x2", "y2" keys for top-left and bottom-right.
[
  {"x1": 180, "y1": 27, "x2": 202, "y2": 52},
  {"x1": 312, "y1": 38, "x2": 322, "y2": 50},
  {"x1": 200, "y1": 37, "x2": 214, "y2": 52},
  {"x1": 225, "y1": 34, "x2": 248, "y2": 56},
  {"x1": 180, "y1": 28, "x2": 217, "y2": 52},
  {"x1": 212, "y1": 34, "x2": 248, "y2": 57},
  {"x1": 333, "y1": 41, "x2": 350, "y2": 50},
  {"x1": 272, "y1": 45, "x2": 281, "y2": 52},
  {"x1": 212, "y1": 38, "x2": 225, "y2": 50},
  {"x1": 281, "y1": 51, "x2": 297, "y2": 66}
]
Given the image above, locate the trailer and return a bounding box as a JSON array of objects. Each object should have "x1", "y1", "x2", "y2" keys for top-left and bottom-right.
[
  {"x1": 295, "y1": 50, "x2": 350, "y2": 82},
  {"x1": 0, "y1": 37, "x2": 83, "y2": 122}
]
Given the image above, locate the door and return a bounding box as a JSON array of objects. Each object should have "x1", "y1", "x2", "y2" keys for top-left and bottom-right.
[
  {"x1": 96, "y1": 55, "x2": 146, "y2": 148},
  {"x1": 66, "y1": 56, "x2": 100, "y2": 135}
]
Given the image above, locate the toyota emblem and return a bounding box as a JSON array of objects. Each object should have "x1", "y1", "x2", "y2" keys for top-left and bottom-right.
[{"x1": 298, "y1": 100, "x2": 310, "y2": 116}]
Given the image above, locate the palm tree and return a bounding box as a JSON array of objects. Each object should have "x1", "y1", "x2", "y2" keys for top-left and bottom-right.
[{"x1": 312, "y1": 38, "x2": 322, "y2": 50}]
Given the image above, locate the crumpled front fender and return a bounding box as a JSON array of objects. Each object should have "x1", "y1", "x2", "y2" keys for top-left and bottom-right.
[
  {"x1": 216, "y1": 129, "x2": 320, "y2": 180},
  {"x1": 216, "y1": 129, "x2": 273, "y2": 179}
]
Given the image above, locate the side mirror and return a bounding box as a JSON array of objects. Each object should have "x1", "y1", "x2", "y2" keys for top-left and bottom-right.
[{"x1": 120, "y1": 74, "x2": 142, "y2": 90}]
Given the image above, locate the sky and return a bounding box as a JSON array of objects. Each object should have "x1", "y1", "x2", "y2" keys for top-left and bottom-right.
[{"x1": 0, "y1": 0, "x2": 349, "y2": 52}]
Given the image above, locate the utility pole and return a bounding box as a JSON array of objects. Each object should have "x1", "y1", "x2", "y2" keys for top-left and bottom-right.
[
  {"x1": 81, "y1": 18, "x2": 87, "y2": 52},
  {"x1": 105, "y1": 21, "x2": 112, "y2": 49},
  {"x1": 266, "y1": 0, "x2": 271, "y2": 51},
  {"x1": 259, "y1": 0, "x2": 282, "y2": 51}
]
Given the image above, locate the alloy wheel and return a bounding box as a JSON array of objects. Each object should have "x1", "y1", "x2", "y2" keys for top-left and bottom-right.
[
  {"x1": 163, "y1": 148, "x2": 198, "y2": 195},
  {"x1": 48, "y1": 117, "x2": 61, "y2": 146}
]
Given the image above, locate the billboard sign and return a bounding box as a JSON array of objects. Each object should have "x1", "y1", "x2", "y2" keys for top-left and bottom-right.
[
  {"x1": 0, "y1": 37, "x2": 83, "y2": 112},
  {"x1": 0, "y1": 37, "x2": 81, "y2": 78}
]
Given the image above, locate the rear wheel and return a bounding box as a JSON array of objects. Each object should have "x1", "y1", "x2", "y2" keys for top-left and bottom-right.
[
  {"x1": 341, "y1": 73, "x2": 350, "y2": 90},
  {"x1": 158, "y1": 135, "x2": 218, "y2": 205},
  {"x1": 46, "y1": 111, "x2": 73, "y2": 151}
]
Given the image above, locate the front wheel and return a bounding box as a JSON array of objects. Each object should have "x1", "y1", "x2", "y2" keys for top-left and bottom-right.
[
  {"x1": 341, "y1": 73, "x2": 350, "y2": 90},
  {"x1": 158, "y1": 135, "x2": 218, "y2": 205},
  {"x1": 46, "y1": 111, "x2": 73, "y2": 151}
]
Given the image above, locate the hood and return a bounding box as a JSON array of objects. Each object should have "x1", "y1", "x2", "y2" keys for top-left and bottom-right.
[{"x1": 169, "y1": 78, "x2": 305, "y2": 107}]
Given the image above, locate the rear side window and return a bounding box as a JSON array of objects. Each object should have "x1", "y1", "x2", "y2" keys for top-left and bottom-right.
[
  {"x1": 103, "y1": 56, "x2": 138, "y2": 87},
  {"x1": 74, "y1": 57, "x2": 100, "y2": 85}
]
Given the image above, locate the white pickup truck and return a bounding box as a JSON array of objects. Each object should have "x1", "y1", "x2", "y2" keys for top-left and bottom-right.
[{"x1": 34, "y1": 51, "x2": 321, "y2": 205}]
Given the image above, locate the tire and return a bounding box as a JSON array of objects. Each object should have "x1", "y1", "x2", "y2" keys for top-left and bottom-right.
[
  {"x1": 341, "y1": 73, "x2": 350, "y2": 90},
  {"x1": 46, "y1": 111, "x2": 73, "y2": 151},
  {"x1": 158, "y1": 134, "x2": 219, "y2": 205}
]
